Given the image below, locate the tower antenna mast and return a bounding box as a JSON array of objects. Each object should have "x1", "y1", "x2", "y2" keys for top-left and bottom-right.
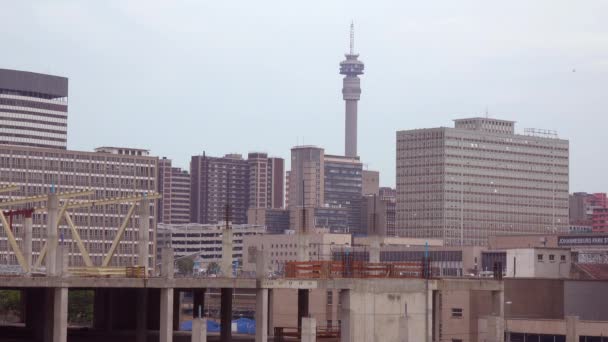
[{"x1": 350, "y1": 21, "x2": 355, "y2": 55}]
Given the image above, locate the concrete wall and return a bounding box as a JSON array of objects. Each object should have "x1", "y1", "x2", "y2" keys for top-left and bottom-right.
[
  {"x1": 270, "y1": 288, "x2": 339, "y2": 330},
  {"x1": 342, "y1": 290, "x2": 425, "y2": 342},
  {"x1": 506, "y1": 248, "x2": 571, "y2": 278},
  {"x1": 564, "y1": 280, "x2": 608, "y2": 320},
  {"x1": 505, "y1": 279, "x2": 564, "y2": 319}
]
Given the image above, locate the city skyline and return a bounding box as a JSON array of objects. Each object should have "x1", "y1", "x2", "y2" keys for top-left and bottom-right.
[{"x1": 2, "y1": 1, "x2": 608, "y2": 192}]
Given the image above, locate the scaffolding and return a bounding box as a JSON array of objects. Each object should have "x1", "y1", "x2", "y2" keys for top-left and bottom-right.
[{"x1": 0, "y1": 186, "x2": 161, "y2": 276}]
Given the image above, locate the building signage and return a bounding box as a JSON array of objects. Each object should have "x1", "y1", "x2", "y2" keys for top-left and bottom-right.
[{"x1": 557, "y1": 236, "x2": 608, "y2": 246}]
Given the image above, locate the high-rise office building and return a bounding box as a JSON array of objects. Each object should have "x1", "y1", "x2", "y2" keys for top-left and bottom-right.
[
  {"x1": 268, "y1": 157, "x2": 285, "y2": 208},
  {"x1": 288, "y1": 147, "x2": 363, "y2": 233},
  {"x1": 362, "y1": 170, "x2": 379, "y2": 196},
  {"x1": 379, "y1": 187, "x2": 397, "y2": 236},
  {"x1": 340, "y1": 23, "x2": 364, "y2": 158},
  {"x1": 247, "y1": 153, "x2": 284, "y2": 209},
  {"x1": 158, "y1": 157, "x2": 191, "y2": 224},
  {"x1": 190, "y1": 153, "x2": 250, "y2": 225},
  {"x1": 0, "y1": 68, "x2": 68, "y2": 149},
  {"x1": 361, "y1": 187, "x2": 397, "y2": 236},
  {"x1": 288, "y1": 146, "x2": 325, "y2": 208},
  {"x1": 324, "y1": 154, "x2": 363, "y2": 233},
  {"x1": 0, "y1": 145, "x2": 157, "y2": 267},
  {"x1": 396, "y1": 118, "x2": 569, "y2": 246}
]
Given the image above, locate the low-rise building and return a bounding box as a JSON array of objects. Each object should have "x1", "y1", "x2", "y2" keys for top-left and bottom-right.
[
  {"x1": 505, "y1": 247, "x2": 571, "y2": 278},
  {"x1": 157, "y1": 222, "x2": 265, "y2": 267},
  {"x1": 242, "y1": 231, "x2": 351, "y2": 272}
]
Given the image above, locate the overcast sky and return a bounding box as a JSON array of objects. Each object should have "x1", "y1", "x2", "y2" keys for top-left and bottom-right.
[{"x1": 1, "y1": 1, "x2": 607, "y2": 191}]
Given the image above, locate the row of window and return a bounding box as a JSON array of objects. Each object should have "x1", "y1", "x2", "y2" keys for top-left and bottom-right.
[{"x1": 537, "y1": 254, "x2": 567, "y2": 262}]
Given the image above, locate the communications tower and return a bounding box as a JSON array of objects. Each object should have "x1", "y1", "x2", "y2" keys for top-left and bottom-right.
[{"x1": 339, "y1": 22, "x2": 364, "y2": 158}]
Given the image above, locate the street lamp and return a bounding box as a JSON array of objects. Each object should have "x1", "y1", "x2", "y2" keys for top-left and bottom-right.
[{"x1": 505, "y1": 301, "x2": 512, "y2": 342}]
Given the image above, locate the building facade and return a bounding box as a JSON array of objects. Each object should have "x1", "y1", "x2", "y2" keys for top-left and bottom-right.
[
  {"x1": 190, "y1": 152, "x2": 284, "y2": 226},
  {"x1": 0, "y1": 68, "x2": 68, "y2": 149},
  {"x1": 247, "y1": 208, "x2": 290, "y2": 234},
  {"x1": 157, "y1": 222, "x2": 264, "y2": 266},
  {"x1": 324, "y1": 154, "x2": 363, "y2": 233},
  {"x1": 569, "y1": 192, "x2": 608, "y2": 232},
  {"x1": 379, "y1": 187, "x2": 397, "y2": 236},
  {"x1": 362, "y1": 170, "x2": 379, "y2": 196},
  {"x1": 396, "y1": 118, "x2": 569, "y2": 246},
  {"x1": 0, "y1": 145, "x2": 157, "y2": 268},
  {"x1": 190, "y1": 153, "x2": 250, "y2": 225},
  {"x1": 288, "y1": 146, "x2": 325, "y2": 208},
  {"x1": 247, "y1": 153, "x2": 284, "y2": 209},
  {"x1": 158, "y1": 157, "x2": 190, "y2": 224}
]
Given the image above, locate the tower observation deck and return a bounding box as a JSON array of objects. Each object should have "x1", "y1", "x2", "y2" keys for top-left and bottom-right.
[{"x1": 340, "y1": 23, "x2": 364, "y2": 158}]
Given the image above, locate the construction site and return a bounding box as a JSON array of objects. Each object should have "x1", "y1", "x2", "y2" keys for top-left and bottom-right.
[{"x1": 0, "y1": 187, "x2": 607, "y2": 342}]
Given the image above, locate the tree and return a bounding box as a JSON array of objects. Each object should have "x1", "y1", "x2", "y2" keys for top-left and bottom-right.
[
  {"x1": 177, "y1": 258, "x2": 194, "y2": 275},
  {"x1": 68, "y1": 290, "x2": 94, "y2": 325},
  {"x1": 0, "y1": 290, "x2": 20, "y2": 312}
]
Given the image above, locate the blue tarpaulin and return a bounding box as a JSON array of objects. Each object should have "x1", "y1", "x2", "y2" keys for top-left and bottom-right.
[{"x1": 179, "y1": 318, "x2": 254, "y2": 335}]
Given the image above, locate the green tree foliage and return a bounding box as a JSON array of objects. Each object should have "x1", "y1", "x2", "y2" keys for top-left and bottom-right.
[
  {"x1": 177, "y1": 258, "x2": 194, "y2": 275},
  {"x1": 68, "y1": 290, "x2": 94, "y2": 325},
  {"x1": 0, "y1": 290, "x2": 20, "y2": 312}
]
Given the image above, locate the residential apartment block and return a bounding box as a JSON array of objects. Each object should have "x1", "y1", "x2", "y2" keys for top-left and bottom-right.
[
  {"x1": 158, "y1": 157, "x2": 190, "y2": 224},
  {"x1": 396, "y1": 118, "x2": 569, "y2": 246},
  {"x1": 190, "y1": 152, "x2": 284, "y2": 225}
]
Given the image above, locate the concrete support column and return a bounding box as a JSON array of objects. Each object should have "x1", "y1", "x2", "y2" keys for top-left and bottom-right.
[
  {"x1": 492, "y1": 290, "x2": 504, "y2": 317},
  {"x1": 192, "y1": 317, "x2": 207, "y2": 342},
  {"x1": 193, "y1": 289, "x2": 206, "y2": 319},
  {"x1": 160, "y1": 288, "x2": 174, "y2": 342},
  {"x1": 24, "y1": 216, "x2": 33, "y2": 275},
  {"x1": 297, "y1": 233, "x2": 310, "y2": 262},
  {"x1": 267, "y1": 289, "x2": 275, "y2": 337},
  {"x1": 566, "y1": 316, "x2": 579, "y2": 342},
  {"x1": 301, "y1": 317, "x2": 317, "y2": 342},
  {"x1": 255, "y1": 249, "x2": 269, "y2": 342},
  {"x1": 136, "y1": 289, "x2": 148, "y2": 342},
  {"x1": 255, "y1": 288, "x2": 268, "y2": 342},
  {"x1": 486, "y1": 316, "x2": 504, "y2": 342},
  {"x1": 220, "y1": 288, "x2": 233, "y2": 342},
  {"x1": 369, "y1": 237, "x2": 380, "y2": 263},
  {"x1": 339, "y1": 290, "x2": 352, "y2": 342},
  {"x1": 399, "y1": 315, "x2": 409, "y2": 342},
  {"x1": 52, "y1": 287, "x2": 68, "y2": 342},
  {"x1": 139, "y1": 198, "x2": 150, "y2": 273},
  {"x1": 221, "y1": 229, "x2": 234, "y2": 277},
  {"x1": 426, "y1": 287, "x2": 433, "y2": 342},
  {"x1": 161, "y1": 247, "x2": 174, "y2": 279},
  {"x1": 46, "y1": 193, "x2": 59, "y2": 276},
  {"x1": 173, "y1": 290, "x2": 181, "y2": 331},
  {"x1": 298, "y1": 289, "x2": 310, "y2": 333},
  {"x1": 56, "y1": 245, "x2": 68, "y2": 277}
]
